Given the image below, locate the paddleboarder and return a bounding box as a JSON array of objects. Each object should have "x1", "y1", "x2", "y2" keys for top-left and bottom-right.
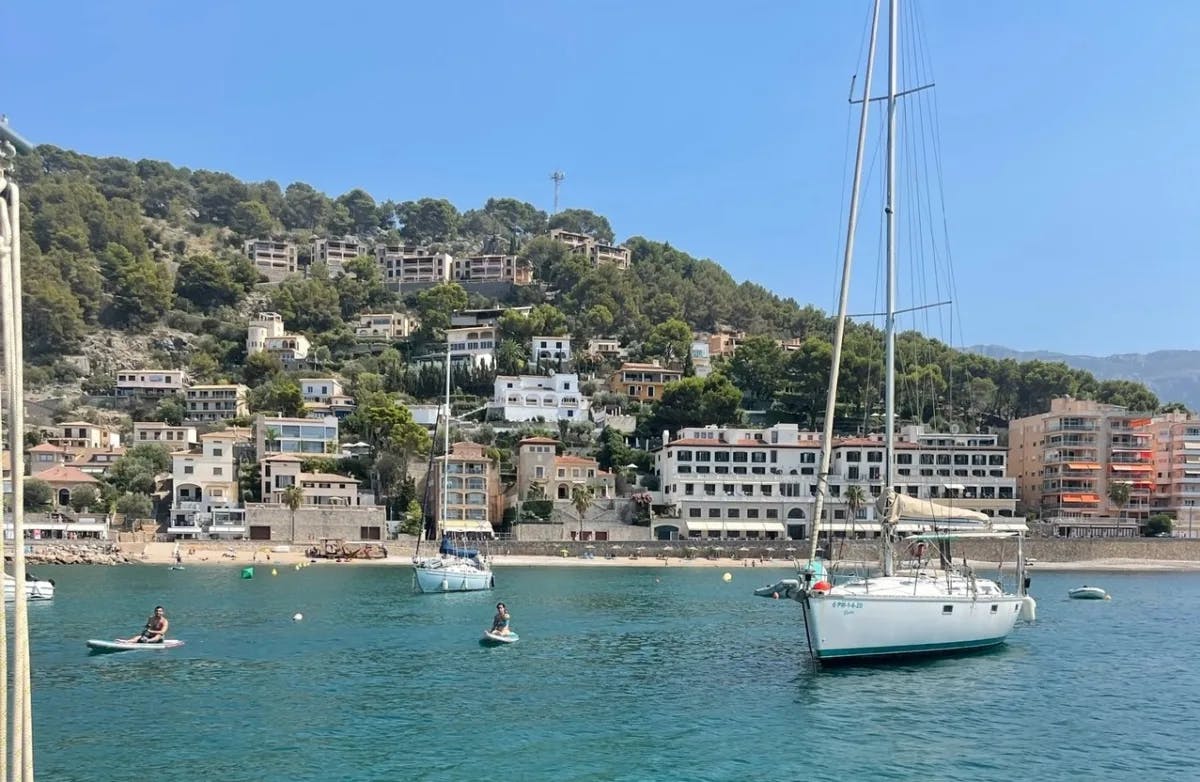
[
  {"x1": 490, "y1": 602, "x2": 511, "y2": 636},
  {"x1": 122, "y1": 605, "x2": 169, "y2": 644}
]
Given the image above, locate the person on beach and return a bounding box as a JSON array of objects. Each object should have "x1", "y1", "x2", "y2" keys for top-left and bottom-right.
[
  {"x1": 490, "y1": 603, "x2": 511, "y2": 636},
  {"x1": 123, "y1": 606, "x2": 169, "y2": 644}
]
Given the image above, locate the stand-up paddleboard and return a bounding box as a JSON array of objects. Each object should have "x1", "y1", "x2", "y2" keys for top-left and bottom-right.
[
  {"x1": 169, "y1": 566, "x2": 185, "y2": 571},
  {"x1": 87, "y1": 639, "x2": 185, "y2": 653},
  {"x1": 481, "y1": 630, "x2": 518, "y2": 646}
]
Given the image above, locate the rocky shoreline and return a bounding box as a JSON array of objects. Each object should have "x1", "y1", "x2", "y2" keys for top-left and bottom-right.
[{"x1": 18, "y1": 543, "x2": 135, "y2": 566}]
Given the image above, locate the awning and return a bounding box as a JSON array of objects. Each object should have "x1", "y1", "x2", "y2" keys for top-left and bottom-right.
[
  {"x1": 442, "y1": 519, "x2": 494, "y2": 534},
  {"x1": 1184, "y1": 442, "x2": 1200, "y2": 450},
  {"x1": 685, "y1": 521, "x2": 786, "y2": 534},
  {"x1": 1111, "y1": 464, "x2": 1153, "y2": 472},
  {"x1": 1065, "y1": 462, "x2": 1100, "y2": 470},
  {"x1": 1062, "y1": 494, "x2": 1100, "y2": 503},
  {"x1": 942, "y1": 483, "x2": 966, "y2": 491}
]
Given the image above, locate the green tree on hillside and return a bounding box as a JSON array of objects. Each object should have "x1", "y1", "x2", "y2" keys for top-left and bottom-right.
[
  {"x1": 174, "y1": 254, "x2": 246, "y2": 311},
  {"x1": 548, "y1": 208, "x2": 614, "y2": 243},
  {"x1": 397, "y1": 198, "x2": 460, "y2": 243},
  {"x1": 230, "y1": 200, "x2": 276, "y2": 237}
]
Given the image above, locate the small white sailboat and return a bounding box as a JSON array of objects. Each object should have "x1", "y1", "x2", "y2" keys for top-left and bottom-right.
[
  {"x1": 759, "y1": 0, "x2": 1035, "y2": 662},
  {"x1": 412, "y1": 345, "x2": 494, "y2": 594},
  {"x1": 1068, "y1": 585, "x2": 1109, "y2": 600}
]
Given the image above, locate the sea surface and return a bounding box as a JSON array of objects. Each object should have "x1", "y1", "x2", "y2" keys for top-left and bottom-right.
[{"x1": 20, "y1": 563, "x2": 1200, "y2": 781}]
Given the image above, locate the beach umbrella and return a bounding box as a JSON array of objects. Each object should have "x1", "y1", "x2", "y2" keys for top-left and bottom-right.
[
  {"x1": 611, "y1": 544, "x2": 623, "y2": 550},
  {"x1": 585, "y1": 544, "x2": 595, "y2": 549},
  {"x1": 662, "y1": 545, "x2": 675, "y2": 551}
]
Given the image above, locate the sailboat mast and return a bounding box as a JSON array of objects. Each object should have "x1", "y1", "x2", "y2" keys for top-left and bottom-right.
[
  {"x1": 442, "y1": 343, "x2": 451, "y2": 540},
  {"x1": 807, "y1": 0, "x2": 882, "y2": 563},
  {"x1": 882, "y1": 0, "x2": 899, "y2": 576}
]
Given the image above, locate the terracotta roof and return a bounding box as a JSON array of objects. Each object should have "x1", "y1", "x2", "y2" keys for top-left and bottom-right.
[
  {"x1": 616, "y1": 362, "x2": 681, "y2": 372},
  {"x1": 29, "y1": 443, "x2": 70, "y2": 453},
  {"x1": 29, "y1": 465, "x2": 98, "y2": 484},
  {"x1": 666, "y1": 437, "x2": 821, "y2": 448},
  {"x1": 263, "y1": 454, "x2": 304, "y2": 462},
  {"x1": 520, "y1": 437, "x2": 559, "y2": 445},
  {"x1": 555, "y1": 455, "x2": 599, "y2": 467}
]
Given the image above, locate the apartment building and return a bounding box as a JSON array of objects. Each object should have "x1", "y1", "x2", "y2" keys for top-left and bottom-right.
[
  {"x1": 255, "y1": 414, "x2": 339, "y2": 457},
  {"x1": 69, "y1": 447, "x2": 126, "y2": 478},
  {"x1": 244, "y1": 239, "x2": 298, "y2": 280},
  {"x1": 311, "y1": 236, "x2": 362, "y2": 276},
  {"x1": 549, "y1": 228, "x2": 631, "y2": 271},
  {"x1": 654, "y1": 423, "x2": 1018, "y2": 541},
  {"x1": 259, "y1": 454, "x2": 365, "y2": 506},
  {"x1": 355, "y1": 312, "x2": 419, "y2": 340},
  {"x1": 1151, "y1": 412, "x2": 1200, "y2": 533},
  {"x1": 48, "y1": 421, "x2": 122, "y2": 450},
  {"x1": 516, "y1": 437, "x2": 614, "y2": 501},
  {"x1": 132, "y1": 422, "x2": 198, "y2": 447},
  {"x1": 114, "y1": 370, "x2": 187, "y2": 398},
  {"x1": 586, "y1": 338, "x2": 624, "y2": 361},
  {"x1": 490, "y1": 373, "x2": 587, "y2": 423},
  {"x1": 1008, "y1": 396, "x2": 1156, "y2": 520},
  {"x1": 608, "y1": 362, "x2": 683, "y2": 402},
  {"x1": 433, "y1": 442, "x2": 502, "y2": 534},
  {"x1": 375, "y1": 245, "x2": 452, "y2": 291},
  {"x1": 185, "y1": 384, "x2": 250, "y2": 423},
  {"x1": 451, "y1": 306, "x2": 532, "y2": 328},
  {"x1": 453, "y1": 254, "x2": 532, "y2": 285},
  {"x1": 531, "y1": 336, "x2": 571, "y2": 366},
  {"x1": 169, "y1": 430, "x2": 246, "y2": 538},
  {"x1": 247, "y1": 312, "x2": 285, "y2": 355},
  {"x1": 447, "y1": 325, "x2": 497, "y2": 368}
]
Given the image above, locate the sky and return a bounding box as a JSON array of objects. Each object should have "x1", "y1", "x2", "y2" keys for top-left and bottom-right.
[{"x1": 4, "y1": 1, "x2": 1198, "y2": 356}]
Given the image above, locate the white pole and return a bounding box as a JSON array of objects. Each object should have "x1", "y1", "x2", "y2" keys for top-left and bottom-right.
[
  {"x1": 881, "y1": 0, "x2": 899, "y2": 578},
  {"x1": 0, "y1": 154, "x2": 11, "y2": 782},
  {"x1": 442, "y1": 343, "x2": 451, "y2": 543},
  {"x1": 808, "y1": 0, "x2": 882, "y2": 563}
]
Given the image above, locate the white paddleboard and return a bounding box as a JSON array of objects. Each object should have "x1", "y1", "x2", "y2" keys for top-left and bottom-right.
[
  {"x1": 87, "y1": 639, "x2": 185, "y2": 653},
  {"x1": 481, "y1": 630, "x2": 518, "y2": 645}
]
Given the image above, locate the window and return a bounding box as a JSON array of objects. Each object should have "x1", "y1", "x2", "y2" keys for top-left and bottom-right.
[
  {"x1": 708, "y1": 508, "x2": 720, "y2": 518},
  {"x1": 728, "y1": 509, "x2": 740, "y2": 519},
  {"x1": 689, "y1": 508, "x2": 701, "y2": 518},
  {"x1": 751, "y1": 452, "x2": 767, "y2": 463},
  {"x1": 846, "y1": 451, "x2": 861, "y2": 462},
  {"x1": 677, "y1": 450, "x2": 692, "y2": 461},
  {"x1": 184, "y1": 466, "x2": 194, "y2": 475},
  {"x1": 535, "y1": 466, "x2": 544, "y2": 478},
  {"x1": 733, "y1": 452, "x2": 748, "y2": 463},
  {"x1": 714, "y1": 452, "x2": 730, "y2": 462},
  {"x1": 747, "y1": 509, "x2": 760, "y2": 519},
  {"x1": 213, "y1": 467, "x2": 223, "y2": 476}
]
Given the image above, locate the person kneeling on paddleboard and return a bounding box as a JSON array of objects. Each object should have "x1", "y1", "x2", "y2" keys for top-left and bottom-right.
[
  {"x1": 123, "y1": 606, "x2": 169, "y2": 644},
  {"x1": 490, "y1": 603, "x2": 511, "y2": 636}
]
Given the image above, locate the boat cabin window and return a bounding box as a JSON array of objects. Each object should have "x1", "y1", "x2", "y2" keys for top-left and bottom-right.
[
  {"x1": 942, "y1": 605, "x2": 953, "y2": 614},
  {"x1": 990, "y1": 604, "x2": 999, "y2": 613}
]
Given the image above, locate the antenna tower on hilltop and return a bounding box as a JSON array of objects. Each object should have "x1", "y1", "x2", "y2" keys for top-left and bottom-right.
[{"x1": 550, "y1": 170, "x2": 565, "y2": 213}]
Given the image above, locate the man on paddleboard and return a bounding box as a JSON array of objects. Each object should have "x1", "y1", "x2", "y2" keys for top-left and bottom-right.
[{"x1": 123, "y1": 606, "x2": 169, "y2": 644}]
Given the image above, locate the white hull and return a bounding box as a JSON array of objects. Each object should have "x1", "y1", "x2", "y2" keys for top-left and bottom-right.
[
  {"x1": 801, "y1": 574, "x2": 1023, "y2": 661},
  {"x1": 1068, "y1": 586, "x2": 1108, "y2": 600},
  {"x1": 5, "y1": 576, "x2": 54, "y2": 602},
  {"x1": 413, "y1": 557, "x2": 494, "y2": 593}
]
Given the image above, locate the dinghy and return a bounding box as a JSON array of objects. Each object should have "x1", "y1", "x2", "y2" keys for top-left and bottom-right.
[{"x1": 1068, "y1": 586, "x2": 1109, "y2": 600}]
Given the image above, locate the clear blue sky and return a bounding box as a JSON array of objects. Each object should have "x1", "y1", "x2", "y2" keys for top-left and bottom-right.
[{"x1": 5, "y1": 1, "x2": 1198, "y2": 355}]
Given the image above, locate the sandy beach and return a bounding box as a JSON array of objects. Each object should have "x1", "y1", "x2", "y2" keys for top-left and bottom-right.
[{"x1": 132, "y1": 542, "x2": 1200, "y2": 573}]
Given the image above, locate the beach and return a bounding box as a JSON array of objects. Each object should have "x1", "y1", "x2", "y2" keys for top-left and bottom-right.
[{"x1": 132, "y1": 541, "x2": 1200, "y2": 573}]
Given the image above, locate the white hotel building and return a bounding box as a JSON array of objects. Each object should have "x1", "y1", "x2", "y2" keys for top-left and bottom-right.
[
  {"x1": 490, "y1": 373, "x2": 587, "y2": 423},
  {"x1": 652, "y1": 424, "x2": 1016, "y2": 542}
]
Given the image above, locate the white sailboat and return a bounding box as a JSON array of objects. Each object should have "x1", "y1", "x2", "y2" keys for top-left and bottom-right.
[
  {"x1": 763, "y1": 0, "x2": 1035, "y2": 662},
  {"x1": 412, "y1": 346, "x2": 494, "y2": 594}
]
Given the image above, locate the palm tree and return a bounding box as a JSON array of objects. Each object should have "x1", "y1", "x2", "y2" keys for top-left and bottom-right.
[
  {"x1": 281, "y1": 484, "x2": 305, "y2": 543},
  {"x1": 571, "y1": 483, "x2": 595, "y2": 540},
  {"x1": 844, "y1": 484, "x2": 868, "y2": 527},
  {"x1": 1108, "y1": 480, "x2": 1131, "y2": 527}
]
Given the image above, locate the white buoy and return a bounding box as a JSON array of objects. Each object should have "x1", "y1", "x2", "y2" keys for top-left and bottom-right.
[
  {"x1": 292, "y1": 613, "x2": 303, "y2": 622},
  {"x1": 722, "y1": 572, "x2": 732, "y2": 582}
]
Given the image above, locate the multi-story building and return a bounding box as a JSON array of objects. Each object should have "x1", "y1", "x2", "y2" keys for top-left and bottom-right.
[
  {"x1": 608, "y1": 362, "x2": 682, "y2": 402},
  {"x1": 453, "y1": 254, "x2": 532, "y2": 285},
  {"x1": 244, "y1": 239, "x2": 298, "y2": 280},
  {"x1": 114, "y1": 370, "x2": 188, "y2": 398},
  {"x1": 70, "y1": 447, "x2": 126, "y2": 478},
  {"x1": 1150, "y1": 412, "x2": 1200, "y2": 535},
  {"x1": 707, "y1": 330, "x2": 746, "y2": 357},
  {"x1": 27, "y1": 443, "x2": 73, "y2": 475},
  {"x1": 654, "y1": 423, "x2": 1018, "y2": 542},
  {"x1": 185, "y1": 384, "x2": 250, "y2": 423},
  {"x1": 131, "y1": 422, "x2": 198, "y2": 447},
  {"x1": 516, "y1": 437, "x2": 614, "y2": 501},
  {"x1": 1009, "y1": 396, "x2": 1156, "y2": 521},
  {"x1": 375, "y1": 245, "x2": 452, "y2": 291},
  {"x1": 586, "y1": 338, "x2": 625, "y2": 361},
  {"x1": 169, "y1": 430, "x2": 247, "y2": 538},
  {"x1": 247, "y1": 312, "x2": 285, "y2": 356},
  {"x1": 433, "y1": 442, "x2": 503, "y2": 534},
  {"x1": 311, "y1": 236, "x2": 362, "y2": 276},
  {"x1": 447, "y1": 325, "x2": 497, "y2": 368},
  {"x1": 263, "y1": 334, "x2": 310, "y2": 362},
  {"x1": 259, "y1": 454, "x2": 365, "y2": 506},
  {"x1": 490, "y1": 373, "x2": 587, "y2": 423},
  {"x1": 299, "y1": 378, "x2": 344, "y2": 404},
  {"x1": 690, "y1": 339, "x2": 712, "y2": 378},
  {"x1": 531, "y1": 336, "x2": 572, "y2": 367},
  {"x1": 549, "y1": 228, "x2": 631, "y2": 271},
  {"x1": 48, "y1": 421, "x2": 122, "y2": 450},
  {"x1": 355, "y1": 312, "x2": 419, "y2": 340},
  {"x1": 451, "y1": 306, "x2": 532, "y2": 328},
  {"x1": 255, "y1": 414, "x2": 339, "y2": 457}
]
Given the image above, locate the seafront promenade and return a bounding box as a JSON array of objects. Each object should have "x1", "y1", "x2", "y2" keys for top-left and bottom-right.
[{"x1": 29, "y1": 537, "x2": 1200, "y2": 572}]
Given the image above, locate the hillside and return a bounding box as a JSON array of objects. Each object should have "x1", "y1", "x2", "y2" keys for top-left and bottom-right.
[
  {"x1": 969, "y1": 346, "x2": 1200, "y2": 413},
  {"x1": 12, "y1": 143, "x2": 1176, "y2": 439}
]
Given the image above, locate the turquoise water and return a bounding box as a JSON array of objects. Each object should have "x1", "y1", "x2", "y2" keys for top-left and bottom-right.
[{"x1": 24, "y1": 564, "x2": 1200, "y2": 781}]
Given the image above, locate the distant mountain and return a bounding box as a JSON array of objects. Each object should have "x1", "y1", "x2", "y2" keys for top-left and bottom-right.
[{"x1": 968, "y1": 346, "x2": 1200, "y2": 411}]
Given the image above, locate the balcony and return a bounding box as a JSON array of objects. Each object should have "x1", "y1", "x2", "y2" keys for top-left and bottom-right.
[{"x1": 176, "y1": 501, "x2": 203, "y2": 512}]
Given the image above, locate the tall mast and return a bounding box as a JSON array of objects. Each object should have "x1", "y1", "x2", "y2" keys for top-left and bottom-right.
[
  {"x1": 808, "y1": 0, "x2": 882, "y2": 562},
  {"x1": 882, "y1": 0, "x2": 899, "y2": 576},
  {"x1": 442, "y1": 343, "x2": 451, "y2": 539}
]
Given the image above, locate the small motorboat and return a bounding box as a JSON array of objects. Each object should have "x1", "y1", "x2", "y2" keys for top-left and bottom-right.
[
  {"x1": 480, "y1": 630, "x2": 519, "y2": 646},
  {"x1": 5, "y1": 572, "x2": 54, "y2": 601},
  {"x1": 1068, "y1": 586, "x2": 1110, "y2": 600}
]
